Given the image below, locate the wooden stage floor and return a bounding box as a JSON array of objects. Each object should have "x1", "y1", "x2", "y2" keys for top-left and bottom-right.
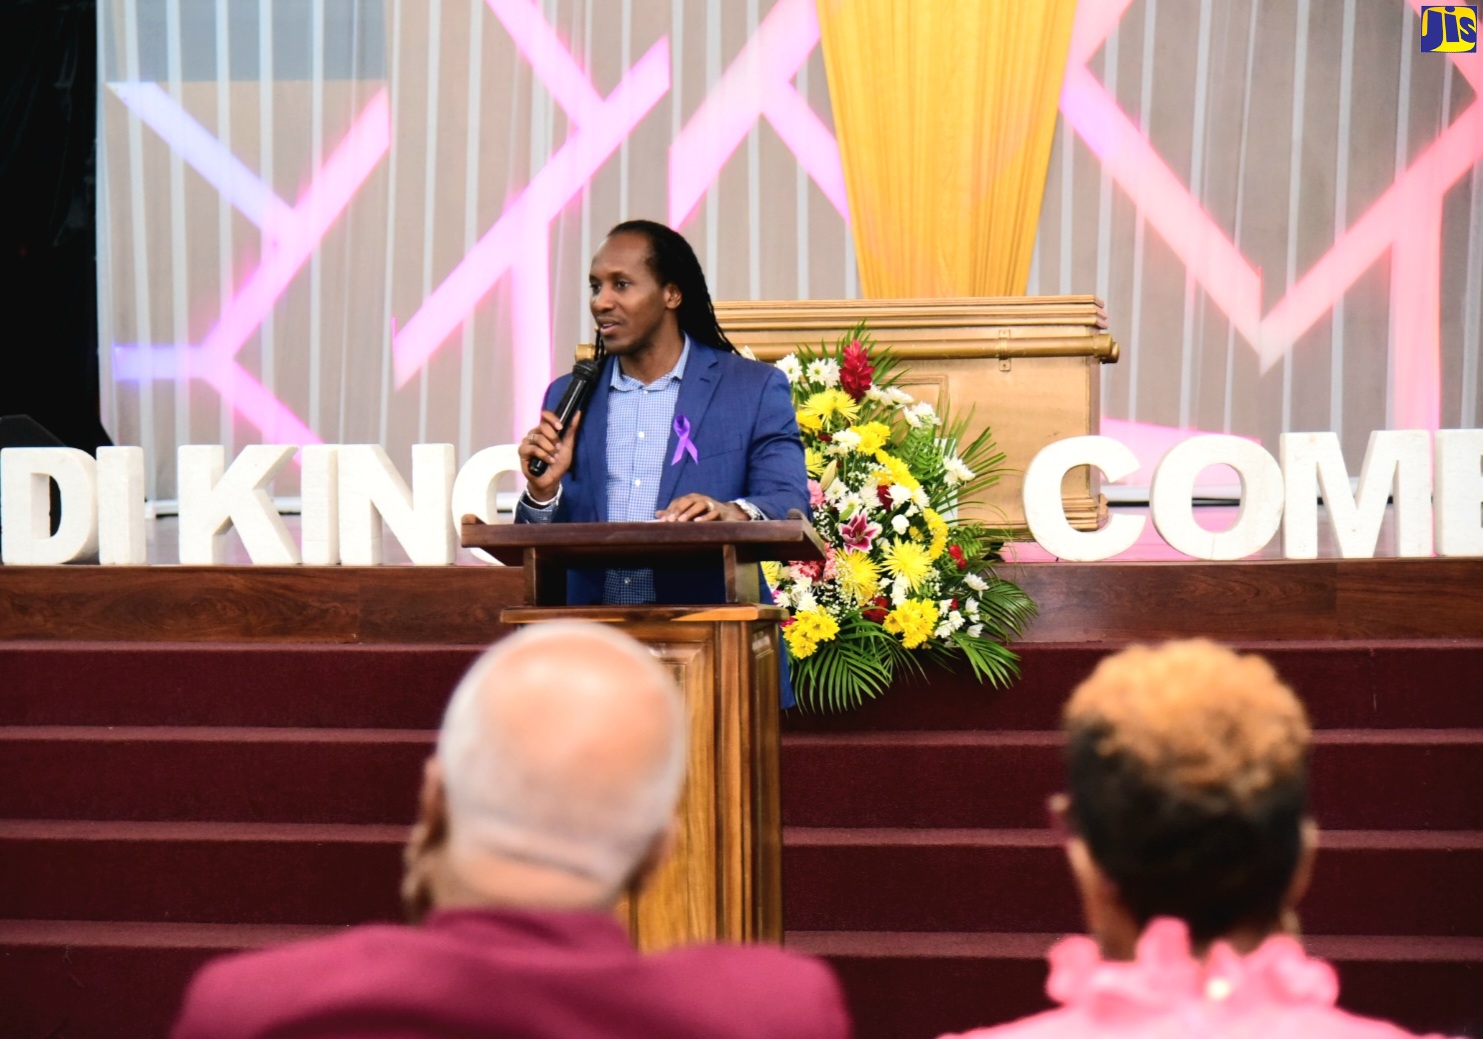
[{"x1": 0, "y1": 507, "x2": 1478, "y2": 645}]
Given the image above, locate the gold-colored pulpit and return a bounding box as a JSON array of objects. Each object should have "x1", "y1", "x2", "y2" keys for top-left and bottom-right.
[
  {"x1": 714, "y1": 296, "x2": 1119, "y2": 536},
  {"x1": 461, "y1": 518, "x2": 825, "y2": 951}
]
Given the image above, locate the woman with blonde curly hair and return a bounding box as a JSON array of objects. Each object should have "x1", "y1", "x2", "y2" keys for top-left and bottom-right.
[{"x1": 946, "y1": 639, "x2": 1451, "y2": 1039}]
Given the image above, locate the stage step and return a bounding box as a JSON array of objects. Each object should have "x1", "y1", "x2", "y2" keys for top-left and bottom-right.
[
  {"x1": 0, "y1": 820, "x2": 404, "y2": 926},
  {"x1": 0, "y1": 726, "x2": 432, "y2": 824},
  {"x1": 6, "y1": 818, "x2": 1480, "y2": 940},
  {"x1": 781, "y1": 729, "x2": 1483, "y2": 830},
  {"x1": 7, "y1": 639, "x2": 1483, "y2": 729},
  {"x1": 4, "y1": 725, "x2": 1478, "y2": 831},
  {"x1": 784, "y1": 639, "x2": 1483, "y2": 732},
  {"x1": 782, "y1": 827, "x2": 1483, "y2": 937},
  {"x1": 0, "y1": 920, "x2": 345, "y2": 1039},
  {"x1": 787, "y1": 931, "x2": 1483, "y2": 1039}
]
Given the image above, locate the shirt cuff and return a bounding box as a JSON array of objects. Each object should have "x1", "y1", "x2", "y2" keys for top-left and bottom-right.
[
  {"x1": 516, "y1": 486, "x2": 561, "y2": 524},
  {"x1": 732, "y1": 498, "x2": 767, "y2": 521}
]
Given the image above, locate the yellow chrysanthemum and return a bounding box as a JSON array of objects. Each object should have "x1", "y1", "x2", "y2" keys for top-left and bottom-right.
[
  {"x1": 835, "y1": 550, "x2": 880, "y2": 604},
  {"x1": 924, "y1": 508, "x2": 949, "y2": 560},
  {"x1": 872, "y1": 450, "x2": 921, "y2": 491},
  {"x1": 785, "y1": 608, "x2": 841, "y2": 659},
  {"x1": 799, "y1": 389, "x2": 859, "y2": 431},
  {"x1": 804, "y1": 447, "x2": 826, "y2": 477},
  {"x1": 848, "y1": 421, "x2": 892, "y2": 455},
  {"x1": 883, "y1": 598, "x2": 940, "y2": 649},
  {"x1": 762, "y1": 560, "x2": 784, "y2": 587},
  {"x1": 880, "y1": 538, "x2": 933, "y2": 590}
]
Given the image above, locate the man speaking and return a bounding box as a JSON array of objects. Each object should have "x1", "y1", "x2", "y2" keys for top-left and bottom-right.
[{"x1": 515, "y1": 219, "x2": 809, "y2": 609}]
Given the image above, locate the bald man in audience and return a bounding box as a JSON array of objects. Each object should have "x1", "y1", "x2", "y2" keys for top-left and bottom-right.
[{"x1": 172, "y1": 623, "x2": 851, "y2": 1039}]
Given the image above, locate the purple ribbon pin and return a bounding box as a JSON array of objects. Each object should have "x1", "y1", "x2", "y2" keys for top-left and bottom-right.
[{"x1": 671, "y1": 415, "x2": 699, "y2": 465}]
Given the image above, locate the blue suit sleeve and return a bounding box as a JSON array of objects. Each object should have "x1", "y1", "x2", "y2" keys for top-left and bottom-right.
[{"x1": 742, "y1": 365, "x2": 810, "y2": 521}]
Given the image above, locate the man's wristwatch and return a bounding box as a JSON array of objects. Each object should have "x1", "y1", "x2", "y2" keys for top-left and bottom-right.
[{"x1": 732, "y1": 498, "x2": 766, "y2": 522}]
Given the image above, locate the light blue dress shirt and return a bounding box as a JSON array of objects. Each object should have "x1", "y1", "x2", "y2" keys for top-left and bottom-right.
[{"x1": 600, "y1": 339, "x2": 690, "y2": 603}]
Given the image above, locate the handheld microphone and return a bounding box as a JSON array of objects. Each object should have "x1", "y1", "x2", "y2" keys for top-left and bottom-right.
[{"x1": 527, "y1": 356, "x2": 602, "y2": 478}]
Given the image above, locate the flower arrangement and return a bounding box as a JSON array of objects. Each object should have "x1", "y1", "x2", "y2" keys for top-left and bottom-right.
[{"x1": 763, "y1": 323, "x2": 1037, "y2": 712}]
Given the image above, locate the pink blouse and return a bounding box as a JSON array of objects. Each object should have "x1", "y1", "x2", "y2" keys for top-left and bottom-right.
[{"x1": 946, "y1": 919, "x2": 1451, "y2": 1039}]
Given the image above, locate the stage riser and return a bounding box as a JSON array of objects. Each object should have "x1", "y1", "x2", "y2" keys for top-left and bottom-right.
[
  {"x1": 0, "y1": 732, "x2": 431, "y2": 825},
  {"x1": 1, "y1": 559, "x2": 1478, "y2": 1039},
  {"x1": 781, "y1": 735, "x2": 1483, "y2": 831},
  {"x1": 0, "y1": 644, "x2": 477, "y2": 729},
  {"x1": 5, "y1": 640, "x2": 1482, "y2": 730},
  {"x1": 782, "y1": 837, "x2": 1483, "y2": 937},
  {"x1": 4, "y1": 827, "x2": 1477, "y2": 938},
  {"x1": 2, "y1": 732, "x2": 1478, "y2": 832}
]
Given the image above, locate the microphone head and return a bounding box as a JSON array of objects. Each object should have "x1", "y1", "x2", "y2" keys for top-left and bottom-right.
[{"x1": 572, "y1": 358, "x2": 602, "y2": 380}]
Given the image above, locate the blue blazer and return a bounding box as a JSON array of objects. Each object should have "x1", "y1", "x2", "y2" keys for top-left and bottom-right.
[{"x1": 529, "y1": 341, "x2": 810, "y2": 607}]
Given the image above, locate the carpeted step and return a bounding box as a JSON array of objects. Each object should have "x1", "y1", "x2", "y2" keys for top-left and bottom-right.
[
  {"x1": 0, "y1": 919, "x2": 344, "y2": 1039},
  {"x1": 782, "y1": 827, "x2": 1483, "y2": 937},
  {"x1": 4, "y1": 725, "x2": 1478, "y2": 832},
  {"x1": 780, "y1": 729, "x2": 1483, "y2": 830},
  {"x1": 0, "y1": 726, "x2": 432, "y2": 824},
  {"x1": 787, "y1": 930, "x2": 1483, "y2": 1039},
  {"x1": 0, "y1": 820, "x2": 404, "y2": 926},
  {"x1": 0, "y1": 642, "x2": 481, "y2": 728},
  {"x1": 6, "y1": 640, "x2": 1483, "y2": 731},
  {"x1": 783, "y1": 640, "x2": 1483, "y2": 733}
]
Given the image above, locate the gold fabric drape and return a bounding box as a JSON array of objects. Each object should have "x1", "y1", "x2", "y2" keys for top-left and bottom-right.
[{"x1": 816, "y1": 0, "x2": 1078, "y2": 298}]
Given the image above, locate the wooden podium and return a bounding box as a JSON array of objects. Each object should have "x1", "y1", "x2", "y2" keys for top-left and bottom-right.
[{"x1": 462, "y1": 518, "x2": 825, "y2": 951}]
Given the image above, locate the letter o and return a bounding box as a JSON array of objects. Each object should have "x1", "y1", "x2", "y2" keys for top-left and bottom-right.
[{"x1": 1150, "y1": 436, "x2": 1284, "y2": 560}]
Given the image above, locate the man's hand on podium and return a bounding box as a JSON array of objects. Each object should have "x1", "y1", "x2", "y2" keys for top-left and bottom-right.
[
  {"x1": 519, "y1": 409, "x2": 583, "y2": 504},
  {"x1": 657, "y1": 494, "x2": 749, "y2": 522}
]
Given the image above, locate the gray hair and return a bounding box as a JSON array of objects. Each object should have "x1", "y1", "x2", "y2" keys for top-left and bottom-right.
[{"x1": 435, "y1": 622, "x2": 687, "y2": 892}]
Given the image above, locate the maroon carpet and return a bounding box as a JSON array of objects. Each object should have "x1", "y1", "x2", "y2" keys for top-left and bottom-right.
[{"x1": 1, "y1": 637, "x2": 1480, "y2": 1038}]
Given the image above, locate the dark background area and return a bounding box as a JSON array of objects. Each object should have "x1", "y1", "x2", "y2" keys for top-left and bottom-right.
[{"x1": 0, "y1": 0, "x2": 110, "y2": 453}]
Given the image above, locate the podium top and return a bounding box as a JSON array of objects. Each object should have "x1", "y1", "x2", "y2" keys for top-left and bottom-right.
[
  {"x1": 461, "y1": 518, "x2": 826, "y2": 568},
  {"x1": 462, "y1": 519, "x2": 825, "y2": 605}
]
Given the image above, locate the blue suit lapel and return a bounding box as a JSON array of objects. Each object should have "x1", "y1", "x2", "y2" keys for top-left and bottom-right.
[{"x1": 656, "y1": 344, "x2": 721, "y2": 510}]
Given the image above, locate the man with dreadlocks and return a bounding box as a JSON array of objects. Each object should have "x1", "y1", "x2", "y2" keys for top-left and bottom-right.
[{"x1": 515, "y1": 219, "x2": 809, "y2": 613}]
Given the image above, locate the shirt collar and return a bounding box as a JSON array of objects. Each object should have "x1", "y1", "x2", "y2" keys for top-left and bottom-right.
[{"x1": 610, "y1": 333, "x2": 692, "y2": 391}]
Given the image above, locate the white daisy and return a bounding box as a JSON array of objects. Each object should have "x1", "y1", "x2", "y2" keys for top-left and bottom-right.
[
  {"x1": 942, "y1": 456, "x2": 975, "y2": 486},
  {"x1": 775, "y1": 354, "x2": 803, "y2": 383},
  {"x1": 963, "y1": 572, "x2": 988, "y2": 592},
  {"x1": 907, "y1": 402, "x2": 939, "y2": 427},
  {"x1": 888, "y1": 483, "x2": 913, "y2": 507},
  {"x1": 806, "y1": 358, "x2": 841, "y2": 387},
  {"x1": 891, "y1": 514, "x2": 910, "y2": 535},
  {"x1": 891, "y1": 575, "x2": 910, "y2": 606},
  {"x1": 968, "y1": 623, "x2": 984, "y2": 637},
  {"x1": 795, "y1": 588, "x2": 819, "y2": 612}
]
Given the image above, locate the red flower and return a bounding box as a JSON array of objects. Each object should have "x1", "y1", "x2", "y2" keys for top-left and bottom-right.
[
  {"x1": 861, "y1": 596, "x2": 890, "y2": 623},
  {"x1": 819, "y1": 432, "x2": 833, "y2": 443},
  {"x1": 876, "y1": 483, "x2": 894, "y2": 509},
  {"x1": 948, "y1": 544, "x2": 967, "y2": 570},
  {"x1": 840, "y1": 338, "x2": 875, "y2": 401},
  {"x1": 950, "y1": 598, "x2": 959, "y2": 612}
]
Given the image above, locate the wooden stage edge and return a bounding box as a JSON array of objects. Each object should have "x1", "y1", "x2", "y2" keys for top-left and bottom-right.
[{"x1": 0, "y1": 558, "x2": 1480, "y2": 644}]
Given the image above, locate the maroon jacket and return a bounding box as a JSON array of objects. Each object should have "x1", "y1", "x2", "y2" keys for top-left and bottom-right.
[{"x1": 172, "y1": 907, "x2": 852, "y2": 1039}]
